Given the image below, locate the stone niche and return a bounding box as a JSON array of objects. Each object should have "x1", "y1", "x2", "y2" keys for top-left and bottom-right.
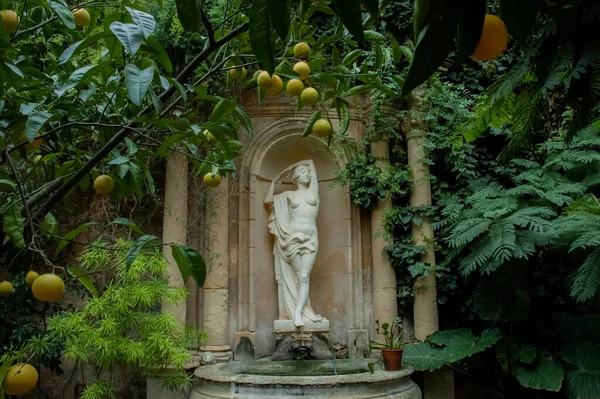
[{"x1": 226, "y1": 94, "x2": 374, "y2": 359}]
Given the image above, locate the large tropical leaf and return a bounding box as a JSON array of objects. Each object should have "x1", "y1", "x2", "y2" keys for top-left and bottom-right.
[
  {"x1": 429, "y1": 328, "x2": 501, "y2": 363},
  {"x1": 403, "y1": 342, "x2": 447, "y2": 372},
  {"x1": 514, "y1": 357, "x2": 564, "y2": 392},
  {"x1": 563, "y1": 344, "x2": 600, "y2": 399}
]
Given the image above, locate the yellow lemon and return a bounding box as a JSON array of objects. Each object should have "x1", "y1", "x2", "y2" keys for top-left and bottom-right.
[
  {"x1": 26, "y1": 271, "x2": 40, "y2": 287},
  {"x1": 267, "y1": 75, "x2": 283, "y2": 95},
  {"x1": 73, "y1": 8, "x2": 91, "y2": 27},
  {"x1": 293, "y1": 61, "x2": 310, "y2": 80},
  {"x1": 204, "y1": 173, "x2": 221, "y2": 188},
  {"x1": 471, "y1": 15, "x2": 509, "y2": 61},
  {"x1": 32, "y1": 273, "x2": 65, "y2": 302},
  {"x1": 301, "y1": 88, "x2": 318, "y2": 106},
  {"x1": 93, "y1": 175, "x2": 114, "y2": 195},
  {"x1": 2, "y1": 364, "x2": 38, "y2": 395},
  {"x1": 294, "y1": 42, "x2": 310, "y2": 59},
  {"x1": 257, "y1": 71, "x2": 274, "y2": 89},
  {"x1": 229, "y1": 66, "x2": 247, "y2": 80},
  {"x1": 0, "y1": 281, "x2": 13, "y2": 297},
  {"x1": 0, "y1": 10, "x2": 19, "y2": 32},
  {"x1": 312, "y1": 119, "x2": 332, "y2": 137},
  {"x1": 286, "y1": 79, "x2": 304, "y2": 96}
]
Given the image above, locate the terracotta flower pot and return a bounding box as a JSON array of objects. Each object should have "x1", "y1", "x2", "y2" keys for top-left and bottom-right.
[{"x1": 381, "y1": 348, "x2": 404, "y2": 371}]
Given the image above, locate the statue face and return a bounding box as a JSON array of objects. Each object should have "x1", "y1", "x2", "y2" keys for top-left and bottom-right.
[{"x1": 294, "y1": 166, "x2": 311, "y2": 185}]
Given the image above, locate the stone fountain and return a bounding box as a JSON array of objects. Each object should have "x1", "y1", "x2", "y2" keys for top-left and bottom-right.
[{"x1": 153, "y1": 94, "x2": 421, "y2": 399}]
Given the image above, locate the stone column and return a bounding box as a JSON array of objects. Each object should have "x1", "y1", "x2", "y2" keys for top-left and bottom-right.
[
  {"x1": 370, "y1": 139, "x2": 398, "y2": 337},
  {"x1": 201, "y1": 175, "x2": 232, "y2": 361},
  {"x1": 405, "y1": 119, "x2": 454, "y2": 399},
  {"x1": 162, "y1": 152, "x2": 188, "y2": 323}
]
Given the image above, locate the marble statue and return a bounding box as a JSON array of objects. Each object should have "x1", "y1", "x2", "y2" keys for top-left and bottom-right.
[{"x1": 265, "y1": 159, "x2": 322, "y2": 328}]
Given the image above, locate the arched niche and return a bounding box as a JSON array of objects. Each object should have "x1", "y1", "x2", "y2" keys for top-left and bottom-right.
[{"x1": 235, "y1": 118, "x2": 367, "y2": 357}]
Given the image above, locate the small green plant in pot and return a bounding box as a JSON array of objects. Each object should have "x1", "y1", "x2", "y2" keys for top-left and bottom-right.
[{"x1": 370, "y1": 317, "x2": 407, "y2": 371}]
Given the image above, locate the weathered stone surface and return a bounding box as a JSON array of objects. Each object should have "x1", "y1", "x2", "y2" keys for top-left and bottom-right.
[
  {"x1": 274, "y1": 318, "x2": 330, "y2": 332},
  {"x1": 192, "y1": 360, "x2": 422, "y2": 399},
  {"x1": 234, "y1": 332, "x2": 256, "y2": 361},
  {"x1": 348, "y1": 329, "x2": 370, "y2": 359}
]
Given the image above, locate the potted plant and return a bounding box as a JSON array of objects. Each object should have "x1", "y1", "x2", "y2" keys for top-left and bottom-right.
[{"x1": 370, "y1": 317, "x2": 406, "y2": 371}]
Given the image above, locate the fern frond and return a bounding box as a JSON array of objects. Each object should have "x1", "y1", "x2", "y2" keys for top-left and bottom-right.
[
  {"x1": 460, "y1": 235, "x2": 494, "y2": 275},
  {"x1": 506, "y1": 206, "x2": 556, "y2": 232},
  {"x1": 447, "y1": 218, "x2": 491, "y2": 248},
  {"x1": 509, "y1": 158, "x2": 541, "y2": 169},
  {"x1": 569, "y1": 233, "x2": 600, "y2": 252},
  {"x1": 571, "y1": 246, "x2": 600, "y2": 302},
  {"x1": 513, "y1": 231, "x2": 537, "y2": 259},
  {"x1": 490, "y1": 222, "x2": 517, "y2": 263},
  {"x1": 592, "y1": 61, "x2": 600, "y2": 95}
]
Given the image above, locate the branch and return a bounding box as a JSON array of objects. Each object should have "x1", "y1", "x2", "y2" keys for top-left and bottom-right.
[
  {"x1": 5, "y1": 150, "x2": 36, "y2": 245},
  {"x1": 199, "y1": 3, "x2": 216, "y2": 46},
  {"x1": 29, "y1": 22, "x2": 249, "y2": 224},
  {"x1": 12, "y1": 16, "x2": 58, "y2": 40}
]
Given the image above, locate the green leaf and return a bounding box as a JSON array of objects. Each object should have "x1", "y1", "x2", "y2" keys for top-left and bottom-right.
[
  {"x1": 125, "y1": 64, "x2": 155, "y2": 107},
  {"x1": 42, "y1": 213, "x2": 59, "y2": 236},
  {"x1": 129, "y1": 164, "x2": 144, "y2": 201},
  {"x1": 55, "y1": 222, "x2": 98, "y2": 255},
  {"x1": 232, "y1": 105, "x2": 254, "y2": 137},
  {"x1": 403, "y1": 342, "x2": 447, "y2": 372},
  {"x1": 563, "y1": 344, "x2": 600, "y2": 399},
  {"x1": 249, "y1": 0, "x2": 275, "y2": 74},
  {"x1": 343, "y1": 85, "x2": 369, "y2": 97},
  {"x1": 209, "y1": 98, "x2": 235, "y2": 123},
  {"x1": 339, "y1": 99, "x2": 350, "y2": 134},
  {"x1": 112, "y1": 217, "x2": 145, "y2": 235},
  {"x1": 402, "y1": 9, "x2": 459, "y2": 95},
  {"x1": 362, "y1": 0, "x2": 379, "y2": 21},
  {"x1": 145, "y1": 169, "x2": 156, "y2": 195},
  {"x1": 516, "y1": 344, "x2": 537, "y2": 365},
  {"x1": 514, "y1": 357, "x2": 564, "y2": 392},
  {"x1": 302, "y1": 110, "x2": 322, "y2": 137},
  {"x1": 125, "y1": 235, "x2": 159, "y2": 269},
  {"x1": 175, "y1": 0, "x2": 201, "y2": 31},
  {"x1": 456, "y1": 0, "x2": 486, "y2": 61},
  {"x1": 145, "y1": 36, "x2": 173, "y2": 74},
  {"x1": 343, "y1": 49, "x2": 364, "y2": 66},
  {"x1": 125, "y1": 7, "x2": 156, "y2": 39},
  {"x1": 268, "y1": 0, "x2": 290, "y2": 40},
  {"x1": 25, "y1": 111, "x2": 53, "y2": 142},
  {"x1": 3, "y1": 203, "x2": 25, "y2": 249},
  {"x1": 0, "y1": 179, "x2": 17, "y2": 192},
  {"x1": 58, "y1": 32, "x2": 111, "y2": 65},
  {"x1": 171, "y1": 244, "x2": 207, "y2": 287},
  {"x1": 413, "y1": 0, "x2": 431, "y2": 42},
  {"x1": 56, "y1": 60, "x2": 113, "y2": 97},
  {"x1": 110, "y1": 22, "x2": 145, "y2": 56},
  {"x1": 330, "y1": 0, "x2": 365, "y2": 46},
  {"x1": 48, "y1": 0, "x2": 76, "y2": 29},
  {"x1": 68, "y1": 267, "x2": 98, "y2": 298},
  {"x1": 364, "y1": 30, "x2": 385, "y2": 42},
  {"x1": 430, "y1": 328, "x2": 501, "y2": 363}
]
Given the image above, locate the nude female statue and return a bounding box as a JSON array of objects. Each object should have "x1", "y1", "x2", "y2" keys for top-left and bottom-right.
[{"x1": 264, "y1": 160, "x2": 322, "y2": 328}]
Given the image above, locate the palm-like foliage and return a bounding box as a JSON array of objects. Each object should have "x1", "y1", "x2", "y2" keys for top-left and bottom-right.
[{"x1": 440, "y1": 122, "x2": 600, "y2": 302}]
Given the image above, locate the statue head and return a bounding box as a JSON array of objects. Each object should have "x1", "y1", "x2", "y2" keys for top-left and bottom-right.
[{"x1": 292, "y1": 165, "x2": 311, "y2": 186}]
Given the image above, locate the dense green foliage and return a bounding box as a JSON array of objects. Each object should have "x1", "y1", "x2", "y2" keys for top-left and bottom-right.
[{"x1": 2, "y1": 242, "x2": 206, "y2": 398}]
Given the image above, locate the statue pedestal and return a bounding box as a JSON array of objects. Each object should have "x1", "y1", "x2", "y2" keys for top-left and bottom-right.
[{"x1": 272, "y1": 319, "x2": 333, "y2": 360}]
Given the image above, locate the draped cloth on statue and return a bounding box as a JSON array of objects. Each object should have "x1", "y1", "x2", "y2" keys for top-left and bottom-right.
[{"x1": 268, "y1": 192, "x2": 321, "y2": 322}]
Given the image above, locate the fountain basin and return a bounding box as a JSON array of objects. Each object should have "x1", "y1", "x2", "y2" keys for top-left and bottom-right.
[{"x1": 191, "y1": 359, "x2": 422, "y2": 399}]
